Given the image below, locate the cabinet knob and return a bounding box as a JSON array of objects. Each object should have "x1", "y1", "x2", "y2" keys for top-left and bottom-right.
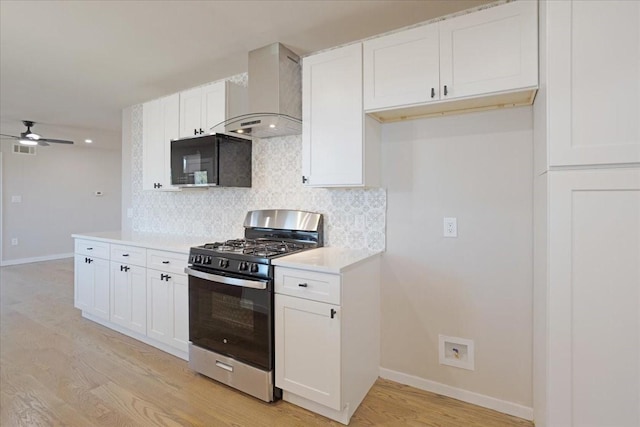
[
  {"x1": 302, "y1": 176, "x2": 309, "y2": 184},
  {"x1": 443, "y1": 85, "x2": 448, "y2": 96},
  {"x1": 330, "y1": 309, "x2": 337, "y2": 319},
  {"x1": 298, "y1": 283, "x2": 308, "y2": 288},
  {"x1": 199, "y1": 128, "x2": 204, "y2": 134},
  {"x1": 431, "y1": 87, "x2": 435, "y2": 98},
  {"x1": 194, "y1": 129, "x2": 198, "y2": 136}
]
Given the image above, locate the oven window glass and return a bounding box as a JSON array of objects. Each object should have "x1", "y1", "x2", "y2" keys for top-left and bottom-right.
[{"x1": 189, "y1": 275, "x2": 272, "y2": 370}]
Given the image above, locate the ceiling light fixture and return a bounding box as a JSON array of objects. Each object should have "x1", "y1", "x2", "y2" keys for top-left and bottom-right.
[
  {"x1": 19, "y1": 139, "x2": 38, "y2": 146},
  {"x1": 25, "y1": 132, "x2": 40, "y2": 140},
  {"x1": 84, "y1": 139, "x2": 93, "y2": 143}
]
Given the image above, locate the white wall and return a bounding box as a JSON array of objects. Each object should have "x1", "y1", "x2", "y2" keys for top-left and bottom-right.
[
  {"x1": 0, "y1": 126, "x2": 121, "y2": 264},
  {"x1": 379, "y1": 107, "x2": 533, "y2": 413}
]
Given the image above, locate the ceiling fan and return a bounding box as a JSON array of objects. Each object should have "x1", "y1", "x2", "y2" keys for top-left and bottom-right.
[{"x1": 0, "y1": 120, "x2": 74, "y2": 146}]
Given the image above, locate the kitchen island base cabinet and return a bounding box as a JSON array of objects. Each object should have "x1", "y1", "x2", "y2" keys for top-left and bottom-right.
[
  {"x1": 73, "y1": 235, "x2": 190, "y2": 361},
  {"x1": 274, "y1": 253, "x2": 381, "y2": 425}
]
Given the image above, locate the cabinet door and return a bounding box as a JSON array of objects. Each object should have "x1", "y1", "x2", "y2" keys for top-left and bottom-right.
[
  {"x1": 142, "y1": 94, "x2": 180, "y2": 191},
  {"x1": 547, "y1": 0, "x2": 640, "y2": 166},
  {"x1": 91, "y1": 257, "x2": 110, "y2": 321},
  {"x1": 110, "y1": 263, "x2": 146, "y2": 335},
  {"x1": 364, "y1": 24, "x2": 440, "y2": 110},
  {"x1": 202, "y1": 81, "x2": 226, "y2": 133},
  {"x1": 147, "y1": 270, "x2": 173, "y2": 346},
  {"x1": 142, "y1": 99, "x2": 164, "y2": 190},
  {"x1": 74, "y1": 254, "x2": 93, "y2": 311},
  {"x1": 172, "y1": 273, "x2": 189, "y2": 352},
  {"x1": 547, "y1": 168, "x2": 640, "y2": 427},
  {"x1": 302, "y1": 43, "x2": 364, "y2": 186},
  {"x1": 147, "y1": 270, "x2": 187, "y2": 350},
  {"x1": 275, "y1": 294, "x2": 341, "y2": 410},
  {"x1": 439, "y1": 0, "x2": 537, "y2": 100},
  {"x1": 179, "y1": 86, "x2": 203, "y2": 138}
]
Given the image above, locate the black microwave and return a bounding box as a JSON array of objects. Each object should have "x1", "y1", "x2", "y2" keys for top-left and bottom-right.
[{"x1": 170, "y1": 134, "x2": 252, "y2": 188}]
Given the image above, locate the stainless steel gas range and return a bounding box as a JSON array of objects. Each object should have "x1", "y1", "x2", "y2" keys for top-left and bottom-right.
[{"x1": 185, "y1": 209, "x2": 324, "y2": 402}]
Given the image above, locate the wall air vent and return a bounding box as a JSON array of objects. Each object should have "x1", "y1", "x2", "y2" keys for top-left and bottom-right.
[{"x1": 13, "y1": 143, "x2": 36, "y2": 155}]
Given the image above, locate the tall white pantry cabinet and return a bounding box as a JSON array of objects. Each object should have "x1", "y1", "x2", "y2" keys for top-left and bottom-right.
[{"x1": 533, "y1": 1, "x2": 640, "y2": 427}]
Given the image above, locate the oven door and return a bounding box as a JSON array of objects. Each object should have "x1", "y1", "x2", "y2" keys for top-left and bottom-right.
[{"x1": 186, "y1": 267, "x2": 273, "y2": 370}]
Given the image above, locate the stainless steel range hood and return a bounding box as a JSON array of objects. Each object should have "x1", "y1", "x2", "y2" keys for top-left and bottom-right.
[{"x1": 214, "y1": 43, "x2": 302, "y2": 139}]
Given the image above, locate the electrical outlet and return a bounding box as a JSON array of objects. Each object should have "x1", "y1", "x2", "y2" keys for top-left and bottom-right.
[
  {"x1": 11, "y1": 238, "x2": 18, "y2": 246},
  {"x1": 443, "y1": 217, "x2": 457, "y2": 237}
]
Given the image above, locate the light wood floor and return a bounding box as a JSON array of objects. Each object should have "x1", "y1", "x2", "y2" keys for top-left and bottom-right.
[{"x1": 1, "y1": 259, "x2": 533, "y2": 427}]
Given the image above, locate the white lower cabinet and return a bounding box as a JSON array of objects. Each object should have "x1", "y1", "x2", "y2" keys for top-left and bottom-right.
[
  {"x1": 110, "y1": 262, "x2": 147, "y2": 335},
  {"x1": 275, "y1": 294, "x2": 341, "y2": 410},
  {"x1": 73, "y1": 237, "x2": 190, "y2": 360},
  {"x1": 74, "y1": 254, "x2": 110, "y2": 320},
  {"x1": 274, "y1": 256, "x2": 380, "y2": 425},
  {"x1": 147, "y1": 269, "x2": 189, "y2": 353}
]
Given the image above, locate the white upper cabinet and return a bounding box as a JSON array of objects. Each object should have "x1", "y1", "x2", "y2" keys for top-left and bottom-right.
[
  {"x1": 364, "y1": 0, "x2": 538, "y2": 121},
  {"x1": 179, "y1": 80, "x2": 247, "y2": 138},
  {"x1": 546, "y1": 0, "x2": 640, "y2": 167},
  {"x1": 302, "y1": 43, "x2": 380, "y2": 187},
  {"x1": 142, "y1": 93, "x2": 180, "y2": 191},
  {"x1": 439, "y1": 0, "x2": 538, "y2": 100},
  {"x1": 364, "y1": 24, "x2": 440, "y2": 110}
]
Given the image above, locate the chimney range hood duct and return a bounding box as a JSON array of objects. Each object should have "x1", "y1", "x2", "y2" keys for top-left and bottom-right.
[{"x1": 214, "y1": 43, "x2": 302, "y2": 139}]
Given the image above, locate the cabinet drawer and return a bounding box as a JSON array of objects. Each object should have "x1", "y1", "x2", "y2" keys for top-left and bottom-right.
[
  {"x1": 75, "y1": 239, "x2": 110, "y2": 259},
  {"x1": 111, "y1": 244, "x2": 146, "y2": 267},
  {"x1": 147, "y1": 249, "x2": 188, "y2": 276},
  {"x1": 275, "y1": 267, "x2": 340, "y2": 305}
]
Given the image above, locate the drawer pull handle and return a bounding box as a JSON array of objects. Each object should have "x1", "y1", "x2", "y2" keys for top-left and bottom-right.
[
  {"x1": 122, "y1": 254, "x2": 129, "y2": 257},
  {"x1": 298, "y1": 283, "x2": 308, "y2": 287},
  {"x1": 215, "y1": 361, "x2": 234, "y2": 372},
  {"x1": 86, "y1": 247, "x2": 93, "y2": 250},
  {"x1": 331, "y1": 309, "x2": 337, "y2": 319},
  {"x1": 162, "y1": 261, "x2": 170, "y2": 264},
  {"x1": 430, "y1": 87, "x2": 435, "y2": 98}
]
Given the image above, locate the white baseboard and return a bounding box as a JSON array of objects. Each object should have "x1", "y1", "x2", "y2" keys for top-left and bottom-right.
[
  {"x1": 0, "y1": 253, "x2": 73, "y2": 267},
  {"x1": 379, "y1": 367, "x2": 533, "y2": 421}
]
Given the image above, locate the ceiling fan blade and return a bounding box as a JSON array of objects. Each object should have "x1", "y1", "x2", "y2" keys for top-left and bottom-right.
[
  {"x1": 38, "y1": 141, "x2": 50, "y2": 147},
  {"x1": 0, "y1": 133, "x2": 20, "y2": 139},
  {"x1": 38, "y1": 137, "x2": 74, "y2": 144}
]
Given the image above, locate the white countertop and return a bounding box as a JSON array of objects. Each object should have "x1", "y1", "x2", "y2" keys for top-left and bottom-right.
[
  {"x1": 272, "y1": 247, "x2": 382, "y2": 274},
  {"x1": 71, "y1": 231, "x2": 217, "y2": 254}
]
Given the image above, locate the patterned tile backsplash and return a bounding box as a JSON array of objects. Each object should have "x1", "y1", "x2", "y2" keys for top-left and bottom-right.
[{"x1": 129, "y1": 94, "x2": 386, "y2": 251}]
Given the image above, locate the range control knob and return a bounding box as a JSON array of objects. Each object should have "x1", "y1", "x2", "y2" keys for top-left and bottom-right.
[
  {"x1": 218, "y1": 259, "x2": 229, "y2": 268},
  {"x1": 195, "y1": 255, "x2": 203, "y2": 264},
  {"x1": 250, "y1": 263, "x2": 259, "y2": 273},
  {"x1": 239, "y1": 262, "x2": 248, "y2": 271},
  {"x1": 203, "y1": 256, "x2": 211, "y2": 265}
]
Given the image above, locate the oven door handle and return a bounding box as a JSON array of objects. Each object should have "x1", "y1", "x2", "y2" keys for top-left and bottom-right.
[{"x1": 184, "y1": 267, "x2": 268, "y2": 290}]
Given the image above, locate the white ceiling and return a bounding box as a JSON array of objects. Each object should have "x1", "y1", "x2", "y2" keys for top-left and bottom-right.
[{"x1": 0, "y1": 0, "x2": 492, "y2": 139}]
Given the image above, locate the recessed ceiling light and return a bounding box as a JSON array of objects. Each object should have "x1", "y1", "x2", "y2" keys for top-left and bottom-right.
[
  {"x1": 269, "y1": 124, "x2": 276, "y2": 128},
  {"x1": 237, "y1": 129, "x2": 244, "y2": 134},
  {"x1": 84, "y1": 139, "x2": 93, "y2": 143}
]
